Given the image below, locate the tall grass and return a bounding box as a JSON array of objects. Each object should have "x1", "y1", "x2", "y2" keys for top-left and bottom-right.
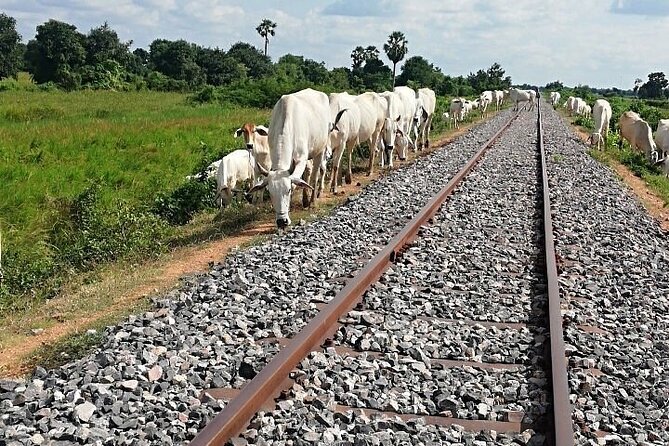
[{"x1": 0, "y1": 90, "x2": 269, "y2": 310}]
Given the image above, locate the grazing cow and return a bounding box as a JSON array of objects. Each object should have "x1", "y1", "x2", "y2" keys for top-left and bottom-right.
[
  {"x1": 215, "y1": 150, "x2": 257, "y2": 208},
  {"x1": 655, "y1": 120, "x2": 669, "y2": 176},
  {"x1": 588, "y1": 99, "x2": 612, "y2": 150},
  {"x1": 393, "y1": 86, "x2": 419, "y2": 155},
  {"x1": 328, "y1": 92, "x2": 361, "y2": 193},
  {"x1": 618, "y1": 111, "x2": 660, "y2": 163},
  {"x1": 581, "y1": 104, "x2": 592, "y2": 118},
  {"x1": 234, "y1": 123, "x2": 270, "y2": 171},
  {"x1": 355, "y1": 92, "x2": 386, "y2": 176},
  {"x1": 479, "y1": 90, "x2": 494, "y2": 117},
  {"x1": 550, "y1": 91, "x2": 561, "y2": 108},
  {"x1": 186, "y1": 159, "x2": 221, "y2": 181},
  {"x1": 248, "y1": 88, "x2": 345, "y2": 229},
  {"x1": 493, "y1": 90, "x2": 504, "y2": 111},
  {"x1": 449, "y1": 99, "x2": 464, "y2": 129},
  {"x1": 509, "y1": 88, "x2": 534, "y2": 111},
  {"x1": 462, "y1": 100, "x2": 474, "y2": 118},
  {"x1": 415, "y1": 88, "x2": 436, "y2": 149}
]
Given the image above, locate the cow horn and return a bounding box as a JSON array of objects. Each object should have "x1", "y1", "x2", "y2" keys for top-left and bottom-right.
[{"x1": 255, "y1": 161, "x2": 269, "y2": 176}]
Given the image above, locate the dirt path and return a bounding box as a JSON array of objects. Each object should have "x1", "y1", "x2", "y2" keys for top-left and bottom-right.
[{"x1": 0, "y1": 125, "x2": 471, "y2": 378}]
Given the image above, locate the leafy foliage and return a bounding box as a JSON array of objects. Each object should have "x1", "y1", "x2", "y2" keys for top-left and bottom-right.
[{"x1": 0, "y1": 13, "x2": 23, "y2": 79}]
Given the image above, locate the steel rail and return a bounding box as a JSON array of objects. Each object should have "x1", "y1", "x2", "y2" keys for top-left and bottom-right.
[
  {"x1": 537, "y1": 100, "x2": 574, "y2": 446},
  {"x1": 190, "y1": 111, "x2": 521, "y2": 445}
]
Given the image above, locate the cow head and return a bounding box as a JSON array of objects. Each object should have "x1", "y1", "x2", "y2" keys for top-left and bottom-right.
[
  {"x1": 234, "y1": 123, "x2": 268, "y2": 150},
  {"x1": 381, "y1": 115, "x2": 403, "y2": 163},
  {"x1": 248, "y1": 170, "x2": 312, "y2": 229}
]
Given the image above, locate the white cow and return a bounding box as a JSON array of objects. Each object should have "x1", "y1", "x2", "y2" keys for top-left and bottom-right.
[
  {"x1": 493, "y1": 90, "x2": 504, "y2": 111},
  {"x1": 655, "y1": 119, "x2": 669, "y2": 176},
  {"x1": 248, "y1": 88, "x2": 344, "y2": 229},
  {"x1": 328, "y1": 92, "x2": 361, "y2": 193},
  {"x1": 550, "y1": 91, "x2": 561, "y2": 108},
  {"x1": 449, "y1": 99, "x2": 464, "y2": 128},
  {"x1": 509, "y1": 88, "x2": 534, "y2": 111},
  {"x1": 234, "y1": 123, "x2": 270, "y2": 171},
  {"x1": 618, "y1": 111, "x2": 660, "y2": 163},
  {"x1": 355, "y1": 92, "x2": 386, "y2": 176},
  {"x1": 215, "y1": 149, "x2": 257, "y2": 208},
  {"x1": 379, "y1": 90, "x2": 407, "y2": 168},
  {"x1": 414, "y1": 88, "x2": 436, "y2": 149},
  {"x1": 393, "y1": 86, "x2": 419, "y2": 155},
  {"x1": 588, "y1": 99, "x2": 612, "y2": 150},
  {"x1": 479, "y1": 90, "x2": 494, "y2": 117},
  {"x1": 186, "y1": 159, "x2": 221, "y2": 181},
  {"x1": 566, "y1": 96, "x2": 578, "y2": 116}
]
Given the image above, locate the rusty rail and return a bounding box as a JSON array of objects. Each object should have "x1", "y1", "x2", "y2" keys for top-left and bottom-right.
[
  {"x1": 537, "y1": 100, "x2": 574, "y2": 446},
  {"x1": 189, "y1": 111, "x2": 521, "y2": 446}
]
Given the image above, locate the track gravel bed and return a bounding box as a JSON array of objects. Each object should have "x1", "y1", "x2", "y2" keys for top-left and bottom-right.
[
  {"x1": 542, "y1": 101, "x2": 669, "y2": 445},
  {"x1": 235, "y1": 108, "x2": 552, "y2": 445},
  {"x1": 0, "y1": 112, "x2": 514, "y2": 445}
]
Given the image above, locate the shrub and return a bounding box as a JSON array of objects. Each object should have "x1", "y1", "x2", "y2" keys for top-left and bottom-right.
[
  {"x1": 152, "y1": 178, "x2": 217, "y2": 225},
  {"x1": 50, "y1": 184, "x2": 172, "y2": 269}
]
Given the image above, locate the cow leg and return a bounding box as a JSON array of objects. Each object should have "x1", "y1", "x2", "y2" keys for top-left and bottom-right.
[
  {"x1": 311, "y1": 151, "x2": 325, "y2": 204},
  {"x1": 346, "y1": 140, "x2": 355, "y2": 184},
  {"x1": 302, "y1": 162, "x2": 312, "y2": 208},
  {"x1": 330, "y1": 144, "x2": 345, "y2": 194}
]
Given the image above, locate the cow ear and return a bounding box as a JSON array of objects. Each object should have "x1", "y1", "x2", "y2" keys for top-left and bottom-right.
[
  {"x1": 290, "y1": 177, "x2": 314, "y2": 191},
  {"x1": 255, "y1": 125, "x2": 268, "y2": 136},
  {"x1": 234, "y1": 128, "x2": 243, "y2": 138},
  {"x1": 248, "y1": 178, "x2": 268, "y2": 194}
]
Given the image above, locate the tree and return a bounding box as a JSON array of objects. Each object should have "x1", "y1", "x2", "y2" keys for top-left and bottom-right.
[
  {"x1": 396, "y1": 56, "x2": 443, "y2": 89},
  {"x1": 485, "y1": 62, "x2": 511, "y2": 90},
  {"x1": 0, "y1": 13, "x2": 23, "y2": 79},
  {"x1": 361, "y1": 57, "x2": 392, "y2": 92},
  {"x1": 148, "y1": 39, "x2": 204, "y2": 87},
  {"x1": 637, "y1": 72, "x2": 668, "y2": 99},
  {"x1": 383, "y1": 31, "x2": 408, "y2": 88},
  {"x1": 350, "y1": 46, "x2": 366, "y2": 71},
  {"x1": 85, "y1": 22, "x2": 131, "y2": 66},
  {"x1": 351, "y1": 45, "x2": 380, "y2": 72},
  {"x1": 25, "y1": 19, "x2": 86, "y2": 87},
  {"x1": 226, "y1": 42, "x2": 273, "y2": 79},
  {"x1": 255, "y1": 19, "x2": 276, "y2": 57},
  {"x1": 545, "y1": 80, "x2": 564, "y2": 91}
]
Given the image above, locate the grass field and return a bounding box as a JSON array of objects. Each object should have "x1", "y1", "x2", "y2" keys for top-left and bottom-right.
[{"x1": 0, "y1": 90, "x2": 269, "y2": 309}]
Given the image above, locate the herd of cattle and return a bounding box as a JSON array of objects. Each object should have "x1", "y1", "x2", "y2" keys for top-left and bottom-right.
[
  {"x1": 550, "y1": 91, "x2": 669, "y2": 174},
  {"x1": 201, "y1": 86, "x2": 444, "y2": 229},
  {"x1": 191, "y1": 85, "x2": 669, "y2": 230}
]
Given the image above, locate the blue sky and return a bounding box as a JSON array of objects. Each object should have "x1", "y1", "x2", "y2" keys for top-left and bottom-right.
[{"x1": 2, "y1": 0, "x2": 668, "y2": 89}]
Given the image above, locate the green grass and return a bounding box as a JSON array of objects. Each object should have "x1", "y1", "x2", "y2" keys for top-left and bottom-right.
[{"x1": 0, "y1": 89, "x2": 270, "y2": 310}]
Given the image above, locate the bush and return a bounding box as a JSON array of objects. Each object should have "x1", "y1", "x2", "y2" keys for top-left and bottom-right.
[
  {"x1": 50, "y1": 184, "x2": 172, "y2": 269},
  {"x1": 152, "y1": 178, "x2": 217, "y2": 225}
]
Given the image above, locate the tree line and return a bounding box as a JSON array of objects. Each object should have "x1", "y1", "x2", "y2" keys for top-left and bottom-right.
[{"x1": 0, "y1": 12, "x2": 513, "y2": 103}]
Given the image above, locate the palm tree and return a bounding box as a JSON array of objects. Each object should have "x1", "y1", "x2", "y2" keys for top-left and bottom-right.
[
  {"x1": 383, "y1": 31, "x2": 408, "y2": 88},
  {"x1": 256, "y1": 19, "x2": 277, "y2": 57}
]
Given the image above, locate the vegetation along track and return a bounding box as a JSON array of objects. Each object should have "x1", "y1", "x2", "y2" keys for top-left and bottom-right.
[{"x1": 2, "y1": 102, "x2": 668, "y2": 445}]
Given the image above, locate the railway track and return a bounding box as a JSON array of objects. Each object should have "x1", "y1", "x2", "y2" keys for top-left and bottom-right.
[
  {"x1": 190, "y1": 102, "x2": 574, "y2": 445},
  {"x1": 3, "y1": 102, "x2": 668, "y2": 446}
]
